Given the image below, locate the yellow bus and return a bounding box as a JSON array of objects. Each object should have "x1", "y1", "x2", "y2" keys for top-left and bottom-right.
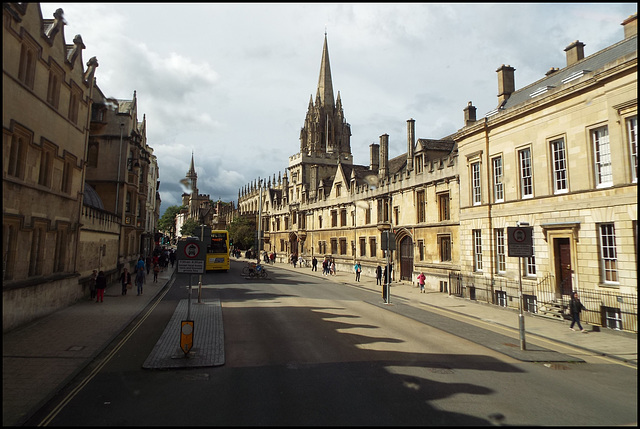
[{"x1": 205, "y1": 230, "x2": 230, "y2": 271}]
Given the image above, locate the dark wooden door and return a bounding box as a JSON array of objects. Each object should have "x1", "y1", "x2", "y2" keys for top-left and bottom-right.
[
  {"x1": 554, "y1": 238, "x2": 572, "y2": 295},
  {"x1": 400, "y1": 236, "x2": 413, "y2": 281}
]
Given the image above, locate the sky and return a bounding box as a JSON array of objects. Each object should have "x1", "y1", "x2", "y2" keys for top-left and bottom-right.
[{"x1": 39, "y1": 3, "x2": 637, "y2": 216}]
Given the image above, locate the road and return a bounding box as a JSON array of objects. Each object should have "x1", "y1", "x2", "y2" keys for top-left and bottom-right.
[{"x1": 28, "y1": 261, "x2": 637, "y2": 426}]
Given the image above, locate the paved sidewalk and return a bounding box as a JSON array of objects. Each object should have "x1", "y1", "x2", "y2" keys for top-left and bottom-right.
[
  {"x1": 2, "y1": 265, "x2": 176, "y2": 427},
  {"x1": 271, "y1": 259, "x2": 637, "y2": 366}
]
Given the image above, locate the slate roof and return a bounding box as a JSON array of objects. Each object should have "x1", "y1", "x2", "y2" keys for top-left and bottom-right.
[{"x1": 499, "y1": 34, "x2": 637, "y2": 113}]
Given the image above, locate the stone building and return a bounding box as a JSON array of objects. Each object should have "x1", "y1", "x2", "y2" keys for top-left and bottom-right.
[
  {"x1": 238, "y1": 34, "x2": 461, "y2": 287},
  {"x1": 453, "y1": 14, "x2": 637, "y2": 329},
  {"x1": 86, "y1": 87, "x2": 158, "y2": 273},
  {"x1": 3, "y1": 4, "x2": 98, "y2": 331}
]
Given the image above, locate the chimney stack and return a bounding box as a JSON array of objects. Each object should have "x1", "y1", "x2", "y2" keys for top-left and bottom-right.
[
  {"x1": 369, "y1": 143, "x2": 379, "y2": 171},
  {"x1": 496, "y1": 64, "x2": 516, "y2": 107},
  {"x1": 464, "y1": 102, "x2": 476, "y2": 126},
  {"x1": 379, "y1": 134, "x2": 389, "y2": 178},
  {"x1": 622, "y1": 13, "x2": 637, "y2": 39},
  {"x1": 407, "y1": 119, "x2": 415, "y2": 171},
  {"x1": 564, "y1": 40, "x2": 585, "y2": 67}
]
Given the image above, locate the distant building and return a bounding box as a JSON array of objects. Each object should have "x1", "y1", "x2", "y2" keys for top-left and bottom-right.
[{"x1": 3, "y1": 4, "x2": 98, "y2": 332}]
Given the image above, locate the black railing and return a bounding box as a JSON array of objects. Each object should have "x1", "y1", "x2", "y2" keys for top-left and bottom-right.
[{"x1": 448, "y1": 272, "x2": 637, "y2": 333}]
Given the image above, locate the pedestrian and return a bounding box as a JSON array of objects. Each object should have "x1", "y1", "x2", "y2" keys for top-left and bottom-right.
[
  {"x1": 569, "y1": 291, "x2": 587, "y2": 332},
  {"x1": 136, "y1": 257, "x2": 145, "y2": 274},
  {"x1": 153, "y1": 263, "x2": 160, "y2": 283},
  {"x1": 354, "y1": 262, "x2": 361, "y2": 282},
  {"x1": 322, "y1": 258, "x2": 328, "y2": 276},
  {"x1": 89, "y1": 269, "x2": 97, "y2": 300},
  {"x1": 95, "y1": 270, "x2": 106, "y2": 303},
  {"x1": 120, "y1": 268, "x2": 131, "y2": 296},
  {"x1": 135, "y1": 266, "x2": 145, "y2": 296},
  {"x1": 312, "y1": 256, "x2": 318, "y2": 271},
  {"x1": 417, "y1": 272, "x2": 426, "y2": 293},
  {"x1": 270, "y1": 252, "x2": 275, "y2": 264},
  {"x1": 330, "y1": 260, "x2": 336, "y2": 276},
  {"x1": 292, "y1": 254, "x2": 297, "y2": 268},
  {"x1": 170, "y1": 250, "x2": 176, "y2": 268},
  {"x1": 376, "y1": 265, "x2": 382, "y2": 285}
]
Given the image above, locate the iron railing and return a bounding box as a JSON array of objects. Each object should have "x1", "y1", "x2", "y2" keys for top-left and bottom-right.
[{"x1": 448, "y1": 272, "x2": 637, "y2": 333}]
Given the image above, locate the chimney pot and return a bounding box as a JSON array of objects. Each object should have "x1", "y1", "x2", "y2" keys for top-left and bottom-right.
[
  {"x1": 564, "y1": 40, "x2": 585, "y2": 66},
  {"x1": 496, "y1": 64, "x2": 516, "y2": 107},
  {"x1": 464, "y1": 101, "x2": 477, "y2": 125},
  {"x1": 622, "y1": 13, "x2": 637, "y2": 39}
]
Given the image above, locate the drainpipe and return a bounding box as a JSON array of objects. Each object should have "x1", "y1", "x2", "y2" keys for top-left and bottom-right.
[{"x1": 484, "y1": 117, "x2": 495, "y2": 304}]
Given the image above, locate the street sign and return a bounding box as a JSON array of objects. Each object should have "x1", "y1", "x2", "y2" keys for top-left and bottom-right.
[
  {"x1": 507, "y1": 226, "x2": 533, "y2": 257},
  {"x1": 180, "y1": 320, "x2": 194, "y2": 355},
  {"x1": 176, "y1": 237, "x2": 206, "y2": 274},
  {"x1": 380, "y1": 231, "x2": 396, "y2": 250}
]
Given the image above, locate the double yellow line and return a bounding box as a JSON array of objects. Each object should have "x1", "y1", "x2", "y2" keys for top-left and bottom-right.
[{"x1": 38, "y1": 282, "x2": 173, "y2": 426}]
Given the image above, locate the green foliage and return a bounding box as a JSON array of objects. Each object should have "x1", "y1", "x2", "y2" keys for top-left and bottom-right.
[
  {"x1": 158, "y1": 205, "x2": 185, "y2": 236},
  {"x1": 227, "y1": 216, "x2": 256, "y2": 249},
  {"x1": 180, "y1": 218, "x2": 200, "y2": 237}
]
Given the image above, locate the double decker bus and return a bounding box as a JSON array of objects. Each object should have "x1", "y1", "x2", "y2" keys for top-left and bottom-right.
[{"x1": 205, "y1": 230, "x2": 230, "y2": 271}]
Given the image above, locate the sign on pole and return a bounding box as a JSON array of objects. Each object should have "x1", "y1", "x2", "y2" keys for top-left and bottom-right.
[
  {"x1": 176, "y1": 237, "x2": 206, "y2": 275},
  {"x1": 507, "y1": 226, "x2": 533, "y2": 257}
]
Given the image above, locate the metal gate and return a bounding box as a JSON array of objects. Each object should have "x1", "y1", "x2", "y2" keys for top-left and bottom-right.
[{"x1": 399, "y1": 236, "x2": 413, "y2": 280}]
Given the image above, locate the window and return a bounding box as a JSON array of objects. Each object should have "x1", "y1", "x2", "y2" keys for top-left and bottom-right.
[
  {"x1": 602, "y1": 306, "x2": 622, "y2": 330},
  {"x1": 492, "y1": 156, "x2": 504, "y2": 202},
  {"x1": 340, "y1": 209, "x2": 347, "y2": 227},
  {"x1": 359, "y1": 237, "x2": 366, "y2": 257},
  {"x1": 471, "y1": 162, "x2": 481, "y2": 205},
  {"x1": 519, "y1": 148, "x2": 533, "y2": 198},
  {"x1": 318, "y1": 215, "x2": 322, "y2": 229},
  {"x1": 525, "y1": 241, "x2": 537, "y2": 277},
  {"x1": 438, "y1": 193, "x2": 450, "y2": 221},
  {"x1": 87, "y1": 140, "x2": 99, "y2": 167},
  {"x1": 3, "y1": 222, "x2": 18, "y2": 280},
  {"x1": 551, "y1": 138, "x2": 567, "y2": 193},
  {"x1": 335, "y1": 184, "x2": 341, "y2": 197},
  {"x1": 496, "y1": 290, "x2": 507, "y2": 307},
  {"x1": 592, "y1": 126, "x2": 612, "y2": 187},
  {"x1": 46, "y1": 68, "x2": 61, "y2": 109},
  {"x1": 339, "y1": 238, "x2": 347, "y2": 255},
  {"x1": 7, "y1": 134, "x2": 28, "y2": 180},
  {"x1": 599, "y1": 223, "x2": 618, "y2": 283},
  {"x1": 365, "y1": 207, "x2": 371, "y2": 224},
  {"x1": 18, "y1": 40, "x2": 37, "y2": 88},
  {"x1": 38, "y1": 143, "x2": 55, "y2": 187},
  {"x1": 331, "y1": 210, "x2": 337, "y2": 227},
  {"x1": 126, "y1": 192, "x2": 132, "y2": 213},
  {"x1": 54, "y1": 227, "x2": 68, "y2": 273},
  {"x1": 330, "y1": 238, "x2": 338, "y2": 254},
  {"x1": 473, "y1": 229, "x2": 483, "y2": 271},
  {"x1": 523, "y1": 295, "x2": 538, "y2": 313},
  {"x1": 415, "y1": 154, "x2": 423, "y2": 173},
  {"x1": 439, "y1": 236, "x2": 451, "y2": 262},
  {"x1": 393, "y1": 207, "x2": 399, "y2": 225},
  {"x1": 627, "y1": 116, "x2": 637, "y2": 183},
  {"x1": 369, "y1": 237, "x2": 376, "y2": 258},
  {"x1": 61, "y1": 159, "x2": 73, "y2": 194},
  {"x1": 495, "y1": 229, "x2": 505, "y2": 273},
  {"x1": 418, "y1": 239, "x2": 424, "y2": 261},
  {"x1": 416, "y1": 190, "x2": 425, "y2": 223},
  {"x1": 29, "y1": 224, "x2": 45, "y2": 276}
]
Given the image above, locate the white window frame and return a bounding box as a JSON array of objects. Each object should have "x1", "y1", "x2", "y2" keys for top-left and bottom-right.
[
  {"x1": 599, "y1": 223, "x2": 618, "y2": 284},
  {"x1": 519, "y1": 147, "x2": 533, "y2": 198},
  {"x1": 525, "y1": 241, "x2": 537, "y2": 277},
  {"x1": 471, "y1": 162, "x2": 481, "y2": 205},
  {"x1": 551, "y1": 137, "x2": 568, "y2": 194},
  {"x1": 492, "y1": 156, "x2": 504, "y2": 203},
  {"x1": 627, "y1": 116, "x2": 637, "y2": 183},
  {"x1": 473, "y1": 229, "x2": 483, "y2": 272},
  {"x1": 495, "y1": 229, "x2": 506, "y2": 273},
  {"x1": 592, "y1": 126, "x2": 612, "y2": 188}
]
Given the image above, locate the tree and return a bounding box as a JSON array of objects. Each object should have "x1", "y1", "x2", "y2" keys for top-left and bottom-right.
[
  {"x1": 158, "y1": 205, "x2": 184, "y2": 238},
  {"x1": 180, "y1": 218, "x2": 200, "y2": 237},
  {"x1": 227, "y1": 215, "x2": 256, "y2": 249}
]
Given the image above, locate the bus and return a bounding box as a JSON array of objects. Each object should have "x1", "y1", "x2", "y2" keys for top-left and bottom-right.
[{"x1": 205, "y1": 230, "x2": 230, "y2": 271}]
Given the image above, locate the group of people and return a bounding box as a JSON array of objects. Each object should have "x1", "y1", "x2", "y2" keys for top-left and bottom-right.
[
  {"x1": 88, "y1": 248, "x2": 176, "y2": 302},
  {"x1": 322, "y1": 257, "x2": 336, "y2": 276}
]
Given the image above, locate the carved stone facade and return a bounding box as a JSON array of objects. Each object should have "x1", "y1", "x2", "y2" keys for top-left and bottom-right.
[{"x1": 3, "y1": 4, "x2": 98, "y2": 331}]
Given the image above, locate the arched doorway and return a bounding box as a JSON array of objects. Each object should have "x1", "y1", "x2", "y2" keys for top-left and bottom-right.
[
  {"x1": 399, "y1": 235, "x2": 414, "y2": 281},
  {"x1": 289, "y1": 232, "x2": 299, "y2": 259}
]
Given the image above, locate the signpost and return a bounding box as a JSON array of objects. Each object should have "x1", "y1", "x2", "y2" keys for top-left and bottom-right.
[
  {"x1": 380, "y1": 230, "x2": 396, "y2": 304},
  {"x1": 508, "y1": 223, "x2": 533, "y2": 350},
  {"x1": 176, "y1": 237, "x2": 206, "y2": 357}
]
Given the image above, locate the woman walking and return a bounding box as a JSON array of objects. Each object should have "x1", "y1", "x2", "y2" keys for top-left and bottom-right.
[
  {"x1": 569, "y1": 292, "x2": 587, "y2": 333},
  {"x1": 120, "y1": 268, "x2": 131, "y2": 296},
  {"x1": 95, "y1": 271, "x2": 107, "y2": 303}
]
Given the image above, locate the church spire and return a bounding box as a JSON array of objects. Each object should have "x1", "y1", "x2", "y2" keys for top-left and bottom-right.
[{"x1": 317, "y1": 32, "x2": 334, "y2": 109}]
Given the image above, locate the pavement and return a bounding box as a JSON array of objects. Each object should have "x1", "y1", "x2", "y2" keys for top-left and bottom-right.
[{"x1": 3, "y1": 258, "x2": 637, "y2": 426}]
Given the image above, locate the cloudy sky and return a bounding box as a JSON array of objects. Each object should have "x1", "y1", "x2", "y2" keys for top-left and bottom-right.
[{"x1": 40, "y1": 3, "x2": 637, "y2": 215}]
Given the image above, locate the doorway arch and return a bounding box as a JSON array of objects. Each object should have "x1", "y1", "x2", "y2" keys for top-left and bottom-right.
[{"x1": 399, "y1": 234, "x2": 414, "y2": 281}]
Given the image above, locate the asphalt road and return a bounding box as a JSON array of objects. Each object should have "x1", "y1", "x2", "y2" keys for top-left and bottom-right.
[{"x1": 28, "y1": 261, "x2": 637, "y2": 426}]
